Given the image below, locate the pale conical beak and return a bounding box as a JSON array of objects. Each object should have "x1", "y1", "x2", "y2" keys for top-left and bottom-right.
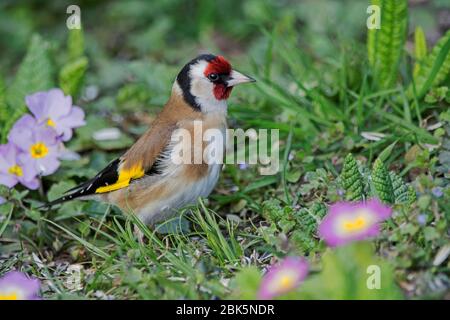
[{"x1": 227, "y1": 70, "x2": 256, "y2": 87}]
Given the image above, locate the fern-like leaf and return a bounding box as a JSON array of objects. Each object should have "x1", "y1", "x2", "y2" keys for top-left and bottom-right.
[
  {"x1": 407, "y1": 186, "x2": 417, "y2": 206},
  {"x1": 310, "y1": 202, "x2": 327, "y2": 221},
  {"x1": 295, "y1": 208, "x2": 317, "y2": 235},
  {"x1": 291, "y1": 229, "x2": 316, "y2": 253},
  {"x1": 341, "y1": 153, "x2": 364, "y2": 201},
  {"x1": 409, "y1": 30, "x2": 450, "y2": 99},
  {"x1": 370, "y1": 0, "x2": 408, "y2": 89},
  {"x1": 389, "y1": 171, "x2": 409, "y2": 204},
  {"x1": 372, "y1": 158, "x2": 394, "y2": 204},
  {"x1": 2, "y1": 34, "x2": 54, "y2": 142}
]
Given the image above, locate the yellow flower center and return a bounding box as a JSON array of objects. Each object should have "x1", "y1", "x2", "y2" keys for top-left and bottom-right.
[
  {"x1": 46, "y1": 118, "x2": 56, "y2": 127},
  {"x1": 8, "y1": 164, "x2": 23, "y2": 177},
  {"x1": 30, "y1": 142, "x2": 49, "y2": 159},
  {"x1": 343, "y1": 216, "x2": 367, "y2": 232},
  {"x1": 0, "y1": 293, "x2": 18, "y2": 300},
  {"x1": 279, "y1": 275, "x2": 295, "y2": 290}
]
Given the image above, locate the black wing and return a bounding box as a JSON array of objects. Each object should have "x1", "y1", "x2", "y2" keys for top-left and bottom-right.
[
  {"x1": 41, "y1": 158, "x2": 121, "y2": 208},
  {"x1": 41, "y1": 156, "x2": 164, "y2": 209}
]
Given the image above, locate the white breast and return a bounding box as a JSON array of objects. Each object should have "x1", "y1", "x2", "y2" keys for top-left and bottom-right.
[{"x1": 137, "y1": 163, "x2": 222, "y2": 225}]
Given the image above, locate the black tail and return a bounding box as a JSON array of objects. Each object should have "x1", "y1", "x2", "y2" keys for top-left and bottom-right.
[
  {"x1": 38, "y1": 188, "x2": 87, "y2": 210},
  {"x1": 39, "y1": 158, "x2": 121, "y2": 210}
]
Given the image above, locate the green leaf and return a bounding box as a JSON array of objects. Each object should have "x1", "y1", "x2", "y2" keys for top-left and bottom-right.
[
  {"x1": 407, "y1": 186, "x2": 417, "y2": 205},
  {"x1": 291, "y1": 229, "x2": 317, "y2": 253},
  {"x1": 298, "y1": 242, "x2": 403, "y2": 299},
  {"x1": 389, "y1": 171, "x2": 409, "y2": 204},
  {"x1": 423, "y1": 226, "x2": 440, "y2": 242},
  {"x1": 295, "y1": 207, "x2": 317, "y2": 234},
  {"x1": 262, "y1": 199, "x2": 284, "y2": 221},
  {"x1": 371, "y1": 158, "x2": 394, "y2": 203},
  {"x1": 116, "y1": 83, "x2": 152, "y2": 111},
  {"x1": 413, "y1": 26, "x2": 427, "y2": 78},
  {"x1": 409, "y1": 30, "x2": 450, "y2": 99},
  {"x1": 341, "y1": 154, "x2": 364, "y2": 201},
  {"x1": 2, "y1": 34, "x2": 54, "y2": 142},
  {"x1": 47, "y1": 180, "x2": 77, "y2": 202},
  {"x1": 0, "y1": 76, "x2": 8, "y2": 130},
  {"x1": 367, "y1": 0, "x2": 381, "y2": 67},
  {"x1": 377, "y1": 140, "x2": 397, "y2": 162},
  {"x1": 310, "y1": 202, "x2": 327, "y2": 221},
  {"x1": 67, "y1": 27, "x2": 85, "y2": 61},
  {"x1": 232, "y1": 267, "x2": 261, "y2": 299},
  {"x1": 59, "y1": 56, "x2": 88, "y2": 97},
  {"x1": 370, "y1": 0, "x2": 408, "y2": 89}
]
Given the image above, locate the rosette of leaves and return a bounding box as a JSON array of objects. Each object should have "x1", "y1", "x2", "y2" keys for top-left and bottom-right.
[
  {"x1": 339, "y1": 154, "x2": 415, "y2": 205},
  {"x1": 291, "y1": 202, "x2": 326, "y2": 253},
  {"x1": 261, "y1": 199, "x2": 296, "y2": 234},
  {"x1": 261, "y1": 200, "x2": 326, "y2": 253}
]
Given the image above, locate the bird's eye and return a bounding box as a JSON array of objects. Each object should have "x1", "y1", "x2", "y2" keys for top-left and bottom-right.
[{"x1": 208, "y1": 73, "x2": 219, "y2": 81}]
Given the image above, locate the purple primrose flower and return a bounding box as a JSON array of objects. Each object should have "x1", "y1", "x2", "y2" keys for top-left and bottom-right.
[
  {"x1": 8, "y1": 114, "x2": 61, "y2": 176},
  {"x1": 26, "y1": 88, "x2": 85, "y2": 141},
  {"x1": 0, "y1": 143, "x2": 39, "y2": 189}
]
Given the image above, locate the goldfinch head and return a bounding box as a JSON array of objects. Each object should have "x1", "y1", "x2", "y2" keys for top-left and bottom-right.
[{"x1": 175, "y1": 54, "x2": 255, "y2": 112}]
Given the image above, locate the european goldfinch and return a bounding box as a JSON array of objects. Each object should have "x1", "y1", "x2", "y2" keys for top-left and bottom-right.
[{"x1": 45, "y1": 54, "x2": 255, "y2": 225}]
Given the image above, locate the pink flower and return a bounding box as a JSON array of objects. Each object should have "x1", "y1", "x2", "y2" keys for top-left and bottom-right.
[
  {"x1": 258, "y1": 257, "x2": 309, "y2": 299},
  {"x1": 0, "y1": 271, "x2": 40, "y2": 300},
  {"x1": 318, "y1": 198, "x2": 392, "y2": 247}
]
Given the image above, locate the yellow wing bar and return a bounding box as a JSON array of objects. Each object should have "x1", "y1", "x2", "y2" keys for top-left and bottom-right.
[{"x1": 95, "y1": 164, "x2": 145, "y2": 193}]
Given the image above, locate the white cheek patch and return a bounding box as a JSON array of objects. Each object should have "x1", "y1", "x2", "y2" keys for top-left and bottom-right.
[{"x1": 191, "y1": 78, "x2": 214, "y2": 98}]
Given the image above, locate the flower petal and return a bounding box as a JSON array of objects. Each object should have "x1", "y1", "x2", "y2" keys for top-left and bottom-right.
[
  {"x1": 25, "y1": 91, "x2": 49, "y2": 122},
  {"x1": 258, "y1": 257, "x2": 309, "y2": 299},
  {"x1": 318, "y1": 199, "x2": 392, "y2": 247},
  {"x1": 55, "y1": 107, "x2": 86, "y2": 141},
  {"x1": 45, "y1": 89, "x2": 72, "y2": 119},
  {"x1": 0, "y1": 144, "x2": 16, "y2": 170},
  {"x1": 0, "y1": 173, "x2": 18, "y2": 188},
  {"x1": 19, "y1": 176, "x2": 40, "y2": 190},
  {"x1": 34, "y1": 126, "x2": 58, "y2": 146},
  {"x1": 8, "y1": 115, "x2": 36, "y2": 150},
  {"x1": 0, "y1": 271, "x2": 41, "y2": 300},
  {"x1": 36, "y1": 156, "x2": 60, "y2": 176}
]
